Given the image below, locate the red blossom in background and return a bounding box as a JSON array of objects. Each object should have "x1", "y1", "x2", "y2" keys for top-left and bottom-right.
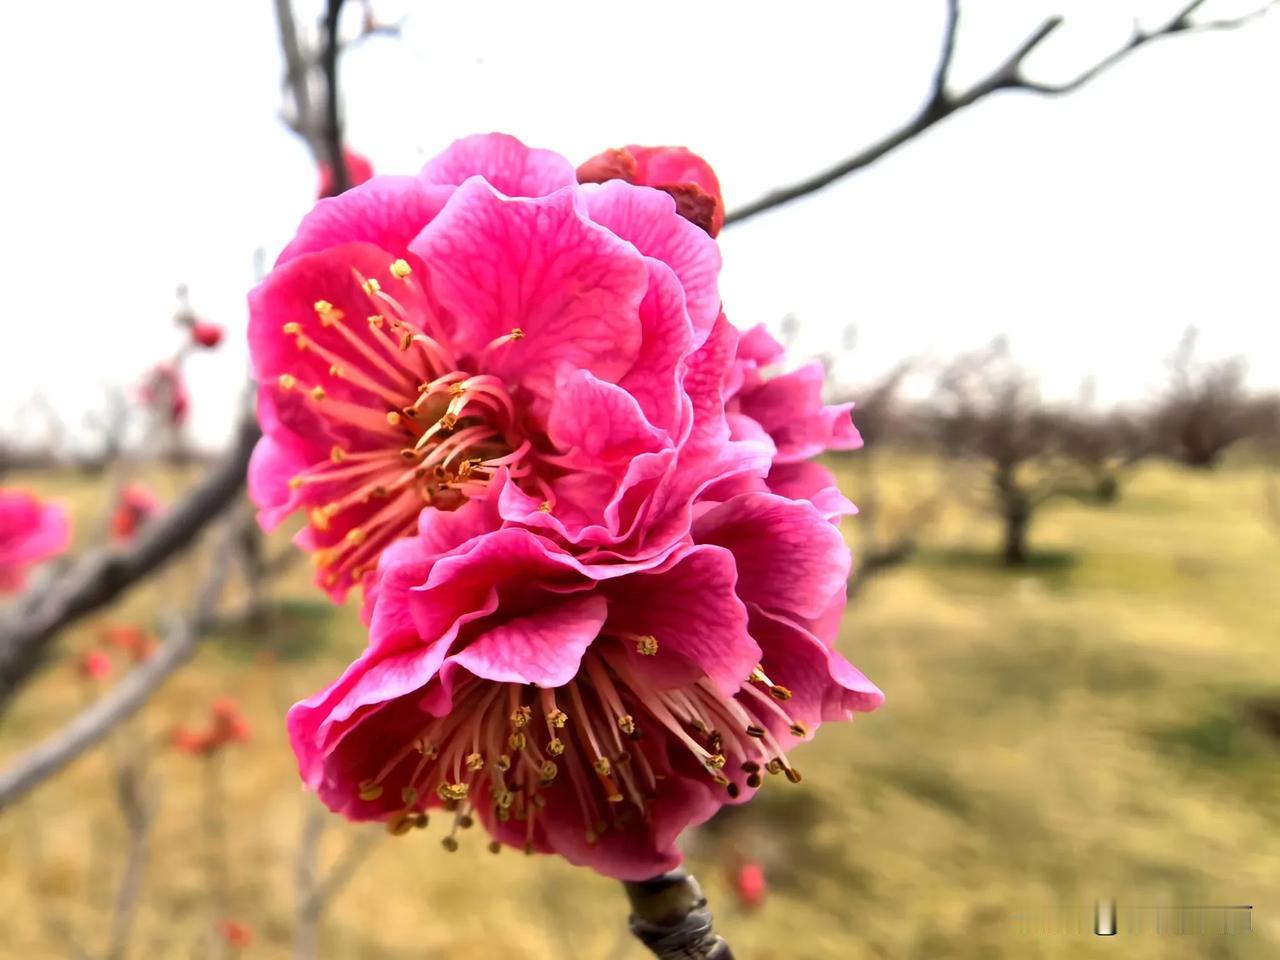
[
  {"x1": 0, "y1": 488, "x2": 70, "y2": 593},
  {"x1": 137, "y1": 363, "x2": 190, "y2": 427},
  {"x1": 218, "y1": 919, "x2": 253, "y2": 950},
  {"x1": 191, "y1": 320, "x2": 224, "y2": 349},
  {"x1": 78, "y1": 649, "x2": 112, "y2": 682},
  {"x1": 110, "y1": 483, "x2": 162, "y2": 541},
  {"x1": 318, "y1": 148, "x2": 374, "y2": 197},
  {"x1": 171, "y1": 699, "x2": 252, "y2": 757},
  {"x1": 100, "y1": 624, "x2": 156, "y2": 663},
  {"x1": 577, "y1": 145, "x2": 725, "y2": 237},
  {"x1": 732, "y1": 860, "x2": 767, "y2": 911}
]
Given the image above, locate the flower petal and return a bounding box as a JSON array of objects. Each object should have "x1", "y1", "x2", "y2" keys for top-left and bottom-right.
[{"x1": 419, "y1": 133, "x2": 576, "y2": 197}]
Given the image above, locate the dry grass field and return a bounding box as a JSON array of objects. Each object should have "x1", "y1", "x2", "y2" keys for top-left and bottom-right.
[{"x1": 1, "y1": 455, "x2": 1278, "y2": 958}]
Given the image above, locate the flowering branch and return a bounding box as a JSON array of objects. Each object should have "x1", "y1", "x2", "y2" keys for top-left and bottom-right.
[
  {"x1": 0, "y1": 413, "x2": 257, "y2": 713},
  {"x1": 623, "y1": 870, "x2": 734, "y2": 960},
  {"x1": 0, "y1": 522, "x2": 236, "y2": 809},
  {"x1": 723, "y1": 0, "x2": 1277, "y2": 227}
]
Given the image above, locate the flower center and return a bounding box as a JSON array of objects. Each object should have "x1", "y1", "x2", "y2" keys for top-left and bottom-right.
[
  {"x1": 277, "y1": 259, "x2": 547, "y2": 589},
  {"x1": 357, "y1": 637, "x2": 805, "y2": 854}
]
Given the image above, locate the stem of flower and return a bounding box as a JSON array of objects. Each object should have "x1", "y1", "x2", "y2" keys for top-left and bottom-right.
[{"x1": 622, "y1": 870, "x2": 734, "y2": 959}]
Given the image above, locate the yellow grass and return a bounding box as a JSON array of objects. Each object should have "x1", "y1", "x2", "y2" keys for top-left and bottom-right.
[{"x1": 1, "y1": 456, "x2": 1278, "y2": 958}]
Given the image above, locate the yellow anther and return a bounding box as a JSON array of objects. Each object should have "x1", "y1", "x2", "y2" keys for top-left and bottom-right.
[
  {"x1": 465, "y1": 752, "x2": 485, "y2": 772},
  {"x1": 278, "y1": 373, "x2": 297, "y2": 390},
  {"x1": 399, "y1": 332, "x2": 414, "y2": 351},
  {"x1": 358, "y1": 780, "x2": 383, "y2": 801},
  {"x1": 509, "y1": 328, "x2": 524, "y2": 340},
  {"x1": 784, "y1": 766, "x2": 803, "y2": 784},
  {"x1": 345, "y1": 528, "x2": 366, "y2": 546},
  {"x1": 436, "y1": 782, "x2": 469, "y2": 801},
  {"x1": 295, "y1": 336, "x2": 309, "y2": 351},
  {"x1": 329, "y1": 364, "x2": 343, "y2": 378},
  {"x1": 508, "y1": 731, "x2": 527, "y2": 751},
  {"x1": 548, "y1": 709, "x2": 568, "y2": 728},
  {"x1": 390, "y1": 259, "x2": 412, "y2": 279},
  {"x1": 540, "y1": 761, "x2": 558, "y2": 782},
  {"x1": 593, "y1": 757, "x2": 612, "y2": 777},
  {"x1": 441, "y1": 836, "x2": 459, "y2": 852},
  {"x1": 547, "y1": 738, "x2": 565, "y2": 756},
  {"x1": 706, "y1": 754, "x2": 727, "y2": 770},
  {"x1": 330, "y1": 445, "x2": 346, "y2": 464},
  {"x1": 309, "y1": 508, "x2": 331, "y2": 532},
  {"x1": 789, "y1": 722, "x2": 808, "y2": 738},
  {"x1": 367, "y1": 314, "x2": 384, "y2": 328},
  {"x1": 495, "y1": 790, "x2": 515, "y2": 810},
  {"x1": 617, "y1": 715, "x2": 635, "y2": 735},
  {"x1": 401, "y1": 786, "x2": 419, "y2": 805},
  {"x1": 313, "y1": 300, "x2": 333, "y2": 314},
  {"x1": 538, "y1": 501, "x2": 552, "y2": 513},
  {"x1": 510, "y1": 706, "x2": 531, "y2": 729},
  {"x1": 386, "y1": 812, "x2": 414, "y2": 836},
  {"x1": 386, "y1": 411, "x2": 402, "y2": 426},
  {"x1": 449, "y1": 382, "x2": 466, "y2": 396},
  {"x1": 439, "y1": 413, "x2": 458, "y2": 430},
  {"x1": 495, "y1": 754, "x2": 512, "y2": 772},
  {"x1": 488, "y1": 840, "x2": 501, "y2": 854},
  {"x1": 310, "y1": 385, "x2": 326, "y2": 401},
  {"x1": 766, "y1": 758, "x2": 784, "y2": 775},
  {"x1": 770, "y1": 685, "x2": 793, "y2": 702},
  {"x1": 361, "y1": 277, "x2": 381, "y2": 296},
  {"x1": 635, "y1": 635, "x2": 659, "y2": 656},
  {"x1": 282, "y1": 321, "x2": 301, "y2": 335}
]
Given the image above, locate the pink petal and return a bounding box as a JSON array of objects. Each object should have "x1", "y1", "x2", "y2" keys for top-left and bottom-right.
[
  {"x1": 278, "y1": 176, "x2": 453, "y2": 265},
  {"x1": 694, "y1": 492, "x2": 850, "y2": 623},
  {"x1": 605, "y1": 544, "x2": 759, "y2": 696},
  {"x1": 546, "y1": 369, "x2": 670, "y2": 469},
  {"x1": 419, "y1": 133, "x2": 577, "y2": 197},
  {"x1": 407, "y1": 180, "x2": 648, "y2": 407},
  {"x1": 451, "y1": 593, "x2": 608, "y2": 687},
  {"x1": 583, "y1": 180, "x2": 722, "y2": 346},
  {"x1": 617, "y1": 259, "x2": 694, "y2": 435}
]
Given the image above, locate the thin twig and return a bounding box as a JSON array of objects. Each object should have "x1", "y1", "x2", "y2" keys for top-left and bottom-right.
[
  {"x1": 293, "y1": 804, "x2": 379, "y2": 960},
  {"x1": 104, "y1": 758, "x2": 155, "y2": 960},
  {"x1": 0, "y1": 522, "x2": 237, "y2": 810},
  {"x1": 0, "y1": 414, "x2": 258, "y2": 714},
  {"x1": 723, "y1": 0, "x2": 1276, "y2": 226}
]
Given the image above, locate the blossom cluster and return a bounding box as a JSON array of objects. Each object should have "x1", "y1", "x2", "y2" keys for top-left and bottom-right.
[{"x1": 250, "y1": 134, "x2": 881, "y2": 879}]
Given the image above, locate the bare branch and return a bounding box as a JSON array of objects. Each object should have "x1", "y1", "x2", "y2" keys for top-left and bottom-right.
[
  {"x1": 322, "y1": 0, "x2": 349, "y2": 193},
  {"x1": 723, "y1": 1, "x2": 1273, "y2": 227},
  {"x1": 1020, "y1": 0, "x2": 1276, "y2": 95},
  {"x1": 927, "y1": 0, "x2": 961, "y2": 113},
  {"x1": 0, "y1": 525, "x2": 235, "y2": 810},
  {"x1": 273, "y1": 0, "x2": 317, "y2": 149},
  {"x1": 0, "y1": 413, "x2": 258, "y2": 712}
]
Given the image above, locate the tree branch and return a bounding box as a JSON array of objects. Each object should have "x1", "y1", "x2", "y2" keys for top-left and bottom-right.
[
  {"x1": 0, "y1": 414, "x2": 258, "y2": 713},
  {"x1": 623, "y1": 870, "x2": 733, "y2": 960},
  {"x1": 0, "y1": 523, "x2": 236, "y2": 810},
  {"x1": 322, "y1": 0, "x2": 349, "y2": 193},
  {"x1": 723, "y1": 1, "x2": 1275, "y2": 227}
]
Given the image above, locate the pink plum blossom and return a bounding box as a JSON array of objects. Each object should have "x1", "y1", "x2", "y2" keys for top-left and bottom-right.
[
  {"x1": 286, "y1": 480, "x2": 881, "y2": 879},
  {"x1": 0, "y1": 488, "x2": 70, "y2": 593},
  {"x1": 578, "y1": 145, "x2": 725, "y2": 237},
  {"x1": 712, "y1": 323, "x2": 863, "y2": 517},
  {"x1": 249, "y1": 133, "x2": 766, "y2": 599}
]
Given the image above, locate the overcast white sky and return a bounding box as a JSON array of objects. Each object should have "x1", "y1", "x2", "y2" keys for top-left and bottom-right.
[{"x1": 1, "y1": 0, "x2": 1276, "y2": 449}]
